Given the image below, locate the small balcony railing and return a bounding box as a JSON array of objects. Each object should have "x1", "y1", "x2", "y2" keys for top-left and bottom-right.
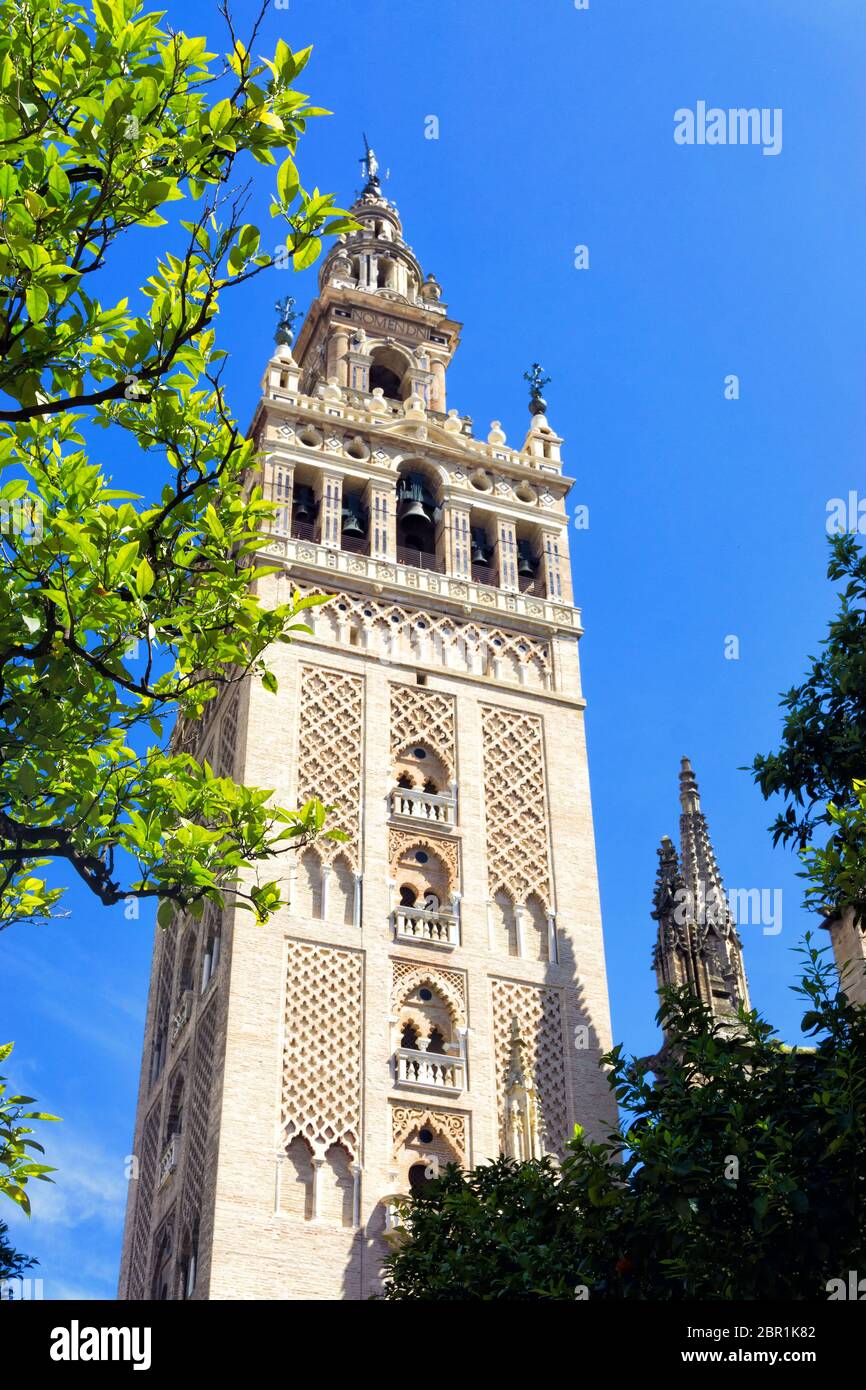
[
  {"x1": 170, "y1": 990, "x2": 193, "y2": 1046},
  {"x1": 390, "y1": 787, "x2": 456, "y2": 827},
  {"x1": 395, "y1": 1047, "x2": 465, "y2": 1094},
  {"x1": 158, "y1": 1133, "x2": 181, "y2": 1188},
  {"x1": 395, "y1": 545, "x2": 445, "y2": 574},
  {"x1": 393, "y1": 905, "x2": 459, "y2": 948}
]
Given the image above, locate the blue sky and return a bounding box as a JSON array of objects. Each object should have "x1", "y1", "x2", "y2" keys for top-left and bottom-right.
[{"x1": 4, "y1": 0, "x2": 865, "y2": 1298}]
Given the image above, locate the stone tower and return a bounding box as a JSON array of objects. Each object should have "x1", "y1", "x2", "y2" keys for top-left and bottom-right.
[
  {"x1": 118, "y1": 155, "x2": 618, "y2": 1301},
  {"x1": 651, "y1": 757, "x2": 750, "y2": 1041}
]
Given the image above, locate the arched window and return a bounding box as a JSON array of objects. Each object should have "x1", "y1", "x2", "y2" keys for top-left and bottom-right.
[
  {"x1": 200, "y1": 910, "x2": 221, "y2": 991},
  {"x1": 525, "y1": 894, "x2": 549, "y2": 963},
  {"x1": 329, "y1": 855, "x2": 355, "y2": 926},
  {"x1": 165, "y1": 1074, "x2": 184, "y2": 1143},
  {"x1": 150, "y1": 1228, "x2": 172, "y2": 1301},
  {"x1": 491, "y1": 890, "x2": 519, "y2": 957},
  {"x1": 178, "y1": 929, "x2": 196, "y2": 996},
  {"x1": 320, "y1": 1144, "x2": 354, "y2": 1228},
  {"x1": 399, "y1": 884, "x2": 418, "y2": 908},
  {"x1": 295, "y1": 849, "x2": 323, "y2": 921},
  {"x1": 150, "y1": 1019, "x2": 167, "y2": 1086},
  {"x1": 282, "y1": 1136, "x2": 314, "y2": 1221}
]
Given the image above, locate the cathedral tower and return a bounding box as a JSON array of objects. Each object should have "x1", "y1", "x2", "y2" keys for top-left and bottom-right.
[
  {"x1": 118, "y1": 154, "x2": 618, "y2": 1301},
  {"x1": 651, "y1": 758, "x2": 750, "y2": 1042}
]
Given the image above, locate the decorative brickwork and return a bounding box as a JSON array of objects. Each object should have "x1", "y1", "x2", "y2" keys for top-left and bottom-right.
[
  {"x1": 296, "y1": 665, "x2": 364, "y2": 867},
  {"x1": 481, "y1": 705, "x2": 552, "y2": 909},
  {"x1": 390, "y1": 683, "x2": 456, "y2": 778},
  {"x1": 490, "y1": 978, "x2": 568, "y2": 1156},
  {"x1": 282, "y1": 941, "x2": 363, "y2": 1160}
]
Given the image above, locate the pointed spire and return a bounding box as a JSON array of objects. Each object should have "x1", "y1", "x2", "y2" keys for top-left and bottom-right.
[
  {"x1": 503, "y1": 1017, "x2": 543, "y2": 1161},
  {"x1": 678, "y1": 755, "x2": 701, "y2": 814},
  {"x1": 649, "y1": 759, "x2": 752, "y2": 1041}
]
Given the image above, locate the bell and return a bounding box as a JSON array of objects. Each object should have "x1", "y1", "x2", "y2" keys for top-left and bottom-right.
[
  {"x1": 397, "y1": 472, "x2": 435, "y2": 524},
  {"x1": 517, "y1": 540, "x2": 538, "y2": 577},
  {"x1": 292, "y1": 485, "x2": 317, "y2": 523},
  {"x1": 470, "y1": 528, "x2": 491, "y2": 566},
  {"x1": 398, "y1": 496, "x2": 433, "y2": 525},
  {"x1": 341, "y1": 499, "x2": 367, "y2": 538}
]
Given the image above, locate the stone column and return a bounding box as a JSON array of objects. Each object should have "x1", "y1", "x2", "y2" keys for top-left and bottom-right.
[
  {"x1": 430, "y1": 358, "x2": 447, "y2": 413},
  {"x1": 327, "y1": 327, "x2": 350, "y2": 385},
  {"x1": 264, "y1": 455, "x2": 294, "y2": 539},
  {"x1": 345, "y1": 349, "x2": 372, "y2": 394},
  {"x1": 441, "y1": 501, "x2": 472, "y2": 579},
  {"x1": 368, "y1": 480, "x2": 397, "y2": 560},
  {"x1": 496, "y1": 517, "x2": 519, "y2": 592},
  {"x1": 317, "y1": 475, "x2": 343, "y2": 550},
  {"x1": 539, "y1": 526, "x2": 572, "y2": 603}
]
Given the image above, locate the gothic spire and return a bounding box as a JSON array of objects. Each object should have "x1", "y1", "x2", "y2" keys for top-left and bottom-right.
[{"x1": 650, "y1": 759, "x2": 751, "y2": 1042}]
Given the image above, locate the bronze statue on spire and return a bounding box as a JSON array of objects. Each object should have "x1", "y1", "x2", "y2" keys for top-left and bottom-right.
[{"x1": 359, "y1": 134, "x2": 380, "y2": 190}]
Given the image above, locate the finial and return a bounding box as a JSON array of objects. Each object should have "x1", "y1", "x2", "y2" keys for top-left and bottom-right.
[
  {"x1": 360, "y1": 133, "x2": 380, "y2": 191},
  {"x1": 274, "y1": 296, "x2": 300, "y2": 348},
  {"x1": 524, "y1": 362, "x2": 551, "y2": 416},
  {"x1": 679, "y1": 756, "x2": 702, "y2": 814}
]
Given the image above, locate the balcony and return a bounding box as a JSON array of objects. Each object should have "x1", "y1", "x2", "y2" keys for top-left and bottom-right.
[
  {"x1": 395, "y1": 1047, "x2": 465, "y2": 1094},
  {"x1": 393, "y1": 904, "x2": 459, "y2": 949},
  {"x1": 390, "y1": 787, "x2": 456, "y2": 828},
  {"x1": 395, "y1": 545, "x2": 445, "y2": 574},
  {"x1": 265, "y1": 534, "x2": 578, "y2": 633},
  {"x1": 170, "y1": 990, "x2": 193, "y2": 1046},
  {"x1": 158, "y1": 1133, "x2": 181, "y2": 1189}
]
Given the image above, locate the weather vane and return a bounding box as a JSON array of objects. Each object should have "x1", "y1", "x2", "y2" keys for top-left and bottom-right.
[
  {"x1": 360, "y1": 133, "x2": 380, "y2": 187},
  {"x1": 274, "y1": 296, "x2": 300, "y2": 348},
  {"x1": 523, "y1": 362, "x2": 551, "y2": 414}
]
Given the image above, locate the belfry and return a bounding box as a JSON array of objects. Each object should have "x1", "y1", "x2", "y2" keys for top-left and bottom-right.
[{"x1": 118, "y1": 151, "x2": 618, "y2": 1300}]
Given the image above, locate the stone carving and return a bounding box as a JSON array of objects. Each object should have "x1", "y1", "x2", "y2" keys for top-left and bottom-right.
[
  {"x1": 179, "y1": 995, "x2": 218, "y2": 1238},
  {"x1": 126, "y1": 1102, "x2": 162, "y2": 1300},
  {"x1": 391, "y1": 1105, "x2": 467, "y2": 1164},
  {"x1": 491, "y1": 978, "x2": 568, "y2": 1157},
  {"x1": 296, "y1": 666, "x2": 364, "y2": 868},
  {"x1": 282, "y1": 941, "x2": 363, "y2": 1160},
  {"x1": 389, "y1": 828, "x2": 459, "y2": 895},
  {"x1": 390, "y1": 683, "x2": 456, "y2": 779},
  {"x1": 481, "y1": 705, "x2": 552, "y2": 909},
  {"x1": 391, "y1": 959, "x2": 466, "y2": 1028}
]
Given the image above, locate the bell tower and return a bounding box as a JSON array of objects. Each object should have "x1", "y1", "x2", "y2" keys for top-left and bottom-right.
[{"x1": 118, "y1": 149, "x2": 618, "y2": 1301}]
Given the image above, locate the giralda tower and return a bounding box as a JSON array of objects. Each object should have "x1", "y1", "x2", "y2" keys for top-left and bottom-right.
[{"x1": 118, "y1": 154, "x2": 618, "y2": 1301}]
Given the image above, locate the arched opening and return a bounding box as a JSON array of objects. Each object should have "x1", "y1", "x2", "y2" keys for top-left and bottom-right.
[
  {"x1": 399, "y1": 884, "x2": 418, "y2": 908},
  {"x1": 340, "y1": 487, "x2": 368, "y2": 555},
  {"x1": 295, "y1": 848, "x2": 323, "y2": 921},
  {"x1": 165, "y1": 1074, "x2": 184, "y2": 1143},
  {"x1": 178, "y1": 929, "x2": 196, "y2": 996},
  {"x1": 369, "y1": 345, "x2": 411, "y2": 402},
  {"x1": 179, "y1": 1226, "x2": 198, "y2": 1300},
  {"x1": 525, "y1": 894, "x2": 549, "y2": 963},
  {"x1": 150, "y1": 1229, "x2": 173, "y2": 1301},
  {"x1": 200, "y1": 907, "x2": 221, "y2": 991},
  {"x1": 321, "y1": 1143, "x2": 354, "y2": 1227},
  {"x1": 491, "y1": 890, "x2": 519, "y2": 957},
  {"x1": 409, "y1": 1162, "x2": 433, "y2": 1193},
  {"x1": 395, "y1": 464, "x2": 442, "y2": 572},
  {"x1": 282, "y1": 1136, "x2": 314, "y2": 1221},
  {"x1": 329, "y1": 854, "x2": 355, "y2": 927}
]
